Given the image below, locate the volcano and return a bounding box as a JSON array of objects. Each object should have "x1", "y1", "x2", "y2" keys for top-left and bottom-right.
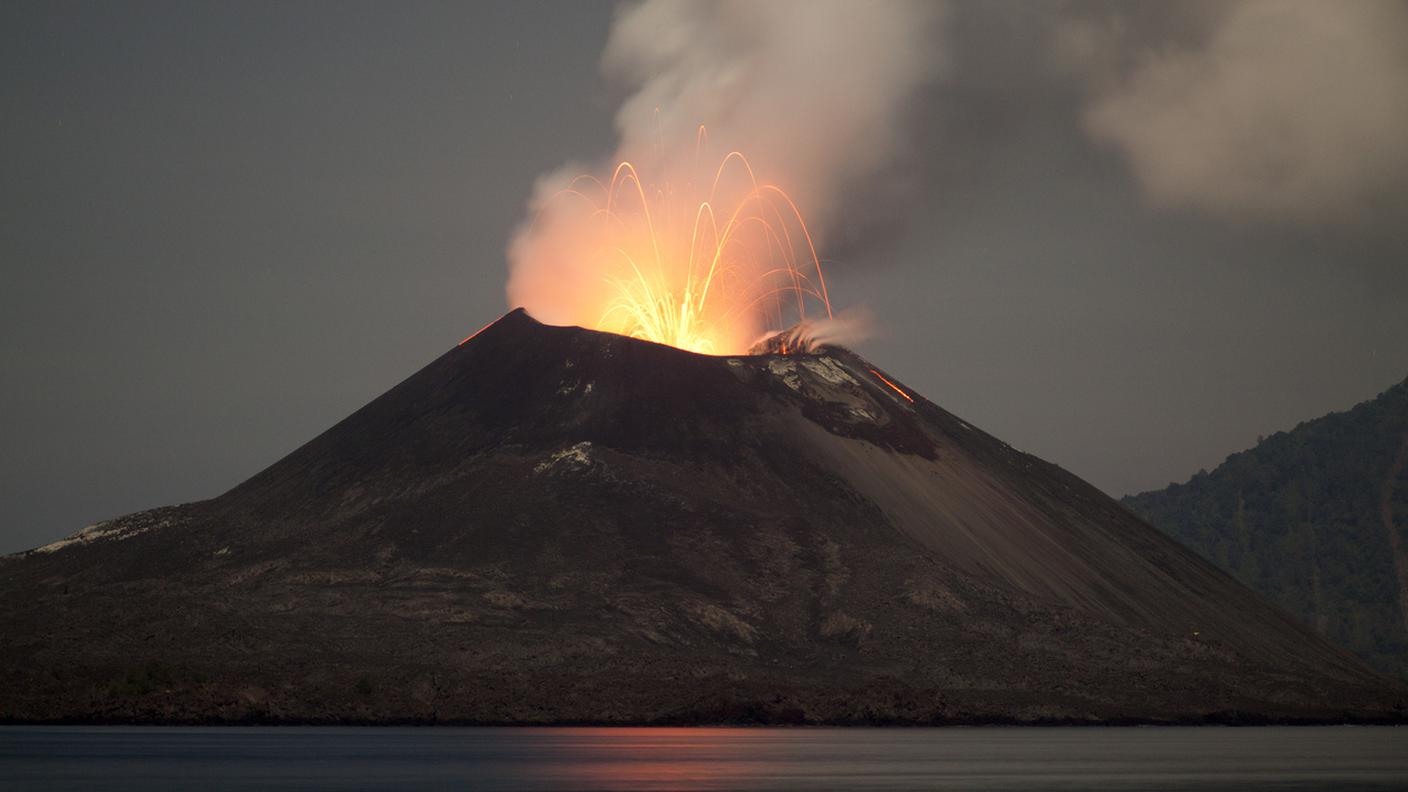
[{"x1": 1, "y1": 309, "x2": 1402, "y2": 724}]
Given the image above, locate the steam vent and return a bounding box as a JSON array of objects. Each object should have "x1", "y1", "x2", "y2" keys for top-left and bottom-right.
[{"x1": 1, "y1": 309, "x2": 1403, "y2": 724}]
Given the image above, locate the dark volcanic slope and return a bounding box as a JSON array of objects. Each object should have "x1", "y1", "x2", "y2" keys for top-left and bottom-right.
[
  {"x1": 1, "y1": 309, "x2": 1402, "y2": 724},
  {"x1": 1126, "y1": 376, "x2": 1408, "y2": 679}
]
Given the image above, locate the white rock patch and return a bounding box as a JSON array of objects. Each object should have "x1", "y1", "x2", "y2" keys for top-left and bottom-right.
[
  {"x1": 801, "y1": 357, "x2": 857, "y2": 387},
  {"x1": 766, "y1": 359, "x2": 802, "y2": 391},
  {"x1": 34, "y1": 521, "x2": 144, "y2": 554},
  {"x1": 533, "y1": 442, "x2": 594, "y2": 474},
  {"x1": 847, "y1": 406, "x2": 878, "y2": 422}
]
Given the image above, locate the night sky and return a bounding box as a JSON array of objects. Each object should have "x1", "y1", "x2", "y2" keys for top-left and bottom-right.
[{"x1": 3, "y1": 0, "x2": 1406, "y2": 553}]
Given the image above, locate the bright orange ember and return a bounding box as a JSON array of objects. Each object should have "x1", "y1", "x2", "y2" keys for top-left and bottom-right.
[{"x1": 522, "y1": 130, "x2": 834, "y2": 355}]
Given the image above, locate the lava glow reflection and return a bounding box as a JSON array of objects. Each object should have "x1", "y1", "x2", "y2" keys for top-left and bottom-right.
[{"x1": 513, "y1": 135, "x2": 834, "y2": 355}]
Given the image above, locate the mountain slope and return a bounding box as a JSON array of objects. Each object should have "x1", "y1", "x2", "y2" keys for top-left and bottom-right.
[
  {"x1": 0, "y1": 310, "x2": 1401, "y2": 724},
  {"x1": 1125, "y1": 377, "x2": 1408, "y2": 679}
]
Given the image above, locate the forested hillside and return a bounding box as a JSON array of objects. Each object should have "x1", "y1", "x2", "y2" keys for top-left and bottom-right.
[{"x1": 1125, "y1": 377, "x2": 1408, "y2": 678}]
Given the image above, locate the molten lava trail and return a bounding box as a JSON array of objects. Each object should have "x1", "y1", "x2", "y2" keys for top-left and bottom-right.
[{"x1": 869, "y1": 368, "x2": 914, "y2": 403}]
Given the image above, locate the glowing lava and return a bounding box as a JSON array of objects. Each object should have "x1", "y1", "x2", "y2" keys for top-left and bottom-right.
[
  {"x1": 868, "y1": 368, "x2": 914, "y2": 403},
  {"x1": 517, "y1": 133, "x2": 834, "y2": 355}
]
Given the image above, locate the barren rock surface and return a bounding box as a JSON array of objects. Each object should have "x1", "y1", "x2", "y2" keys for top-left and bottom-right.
[{"x1": 1, "y1": 310, "x2": 1403, "y2": 724}]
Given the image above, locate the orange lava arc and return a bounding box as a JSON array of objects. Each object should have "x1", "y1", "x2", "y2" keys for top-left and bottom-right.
[{"x1": 526, "y1": 141, "x2": 834, "y2": 355}]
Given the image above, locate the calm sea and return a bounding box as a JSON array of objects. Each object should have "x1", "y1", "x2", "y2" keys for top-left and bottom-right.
[{"x1": 1, "y1": 725, "x2": 1405, "y2": 790}]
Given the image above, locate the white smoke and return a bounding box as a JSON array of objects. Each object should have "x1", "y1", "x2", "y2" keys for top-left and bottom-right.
[
  {"x1": 1061, "y1": 0, "x2": 1408, "y2": 224},
  {"x1": 600, "y1": 0, "x2": 946, "y2": 227},
  {"x1": 749, "y1": 306, "x2": 876, "y2": 355},
  {"x1": 507, "y1": 0, "x2": 948, "y2": 327}
]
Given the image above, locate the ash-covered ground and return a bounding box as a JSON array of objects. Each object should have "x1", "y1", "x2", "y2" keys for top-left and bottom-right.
[{"x1": 1, "y1": 309, "x2": 1402, "y2": 724}]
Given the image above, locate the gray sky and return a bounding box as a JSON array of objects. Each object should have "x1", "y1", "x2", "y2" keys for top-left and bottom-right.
[{"x1": 3, "y1": 1, "x2": 1406, "y2": 554}]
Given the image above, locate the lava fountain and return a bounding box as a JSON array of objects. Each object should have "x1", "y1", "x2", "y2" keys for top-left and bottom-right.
[{"x1": 508, "y1": 132, "x2": 837, "y2": 356}]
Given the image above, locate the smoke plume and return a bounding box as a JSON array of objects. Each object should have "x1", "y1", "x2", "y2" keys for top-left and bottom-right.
[
  {"x1": 507, "y1": 0, "x2": 947, "y2": 333},
  {"x1": 1061, "y1": 0, "x2": 1408, "y2": 224}
]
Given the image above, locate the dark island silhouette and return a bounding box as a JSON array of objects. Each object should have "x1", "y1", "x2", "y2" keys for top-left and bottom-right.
[{"x1": 1, "y1": 309, "x2": 1402, "y2": 724}]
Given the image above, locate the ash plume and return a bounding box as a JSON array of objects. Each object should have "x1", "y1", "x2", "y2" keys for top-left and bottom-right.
[
  {"x1": 507, "y1": 0, "x2": 948, "y2": 338},
  {"x1": 1059, "y1": 0, "x2": 1408, "y2": 225}
]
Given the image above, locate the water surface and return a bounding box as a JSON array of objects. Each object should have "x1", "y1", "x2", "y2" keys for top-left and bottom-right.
[{"x1": 2, "y1": 725, "x2": 1405, "y2": 790}]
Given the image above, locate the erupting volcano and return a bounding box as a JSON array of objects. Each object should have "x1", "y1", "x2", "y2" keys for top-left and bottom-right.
[
  {"x1": 509, "y1": 134, "x2": 845, "y2": 356},
  {"x1": 1, "y1": 309, "x2": 1402, "y2": 725}
]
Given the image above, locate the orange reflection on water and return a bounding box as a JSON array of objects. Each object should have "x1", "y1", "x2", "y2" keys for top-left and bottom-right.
[{"x1": 525, "y1": 727, "x2": 803, "y2": 791}]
